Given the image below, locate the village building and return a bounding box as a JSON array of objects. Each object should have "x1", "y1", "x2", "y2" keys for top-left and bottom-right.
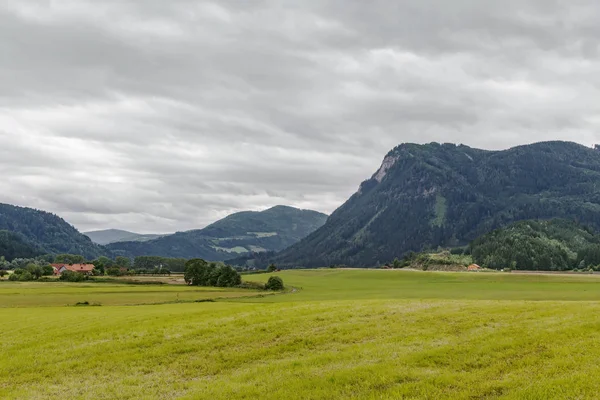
[
  {"x1": 467, "y1": 264, "x2": 482, "y2": 271},
  {"x1": 52, "y1": 263, "x2": 95, "y2": 275}
]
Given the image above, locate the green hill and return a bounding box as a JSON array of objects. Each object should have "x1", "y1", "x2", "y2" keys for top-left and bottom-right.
[
  {"x1": 275, "y1": 141, "x2": 600, "y2": 267},
  {"x1": 0, "y1": 203, "x2": 105, "y2": 259},
  {"x1": 107, "y1": 206, "x2": 328, "y2": 261}
]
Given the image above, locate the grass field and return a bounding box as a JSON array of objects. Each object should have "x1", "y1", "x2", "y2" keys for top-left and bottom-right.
[
  {"x1": 3, "y1": 270, "x2": 600, "y2": 399},
  {"x1": 0, "y1": 281, "x2": 264, "y2": 307}
]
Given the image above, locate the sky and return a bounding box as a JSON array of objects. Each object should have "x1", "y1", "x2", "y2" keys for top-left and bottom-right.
[{"x1": 1, "y1": 0, "x2": 600, "y2": 233}]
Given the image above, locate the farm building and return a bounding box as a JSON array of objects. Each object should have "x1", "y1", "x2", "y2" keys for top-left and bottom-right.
[
  {"x1": 53, "y1": 263, "x2": 95, "y2": 275},
  {"x1": 467, "y1": 264, "x2": 482, "y2": 271}
]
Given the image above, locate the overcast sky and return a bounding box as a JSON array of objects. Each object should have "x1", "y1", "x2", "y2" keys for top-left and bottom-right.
[{"x1": 1, "y1": 1, "x2": 600, "y2": 233}]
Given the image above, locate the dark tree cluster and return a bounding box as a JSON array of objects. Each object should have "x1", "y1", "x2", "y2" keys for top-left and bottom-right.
[
  {"x1": 133, "y1": 256, "x2": 186, "y2": 272},
  {"x1": 184, "y1": 259, "x2": 241, "y2": 287},
  {"x1": 470, "y1": 219, "x2": 600, "y2": 270}
]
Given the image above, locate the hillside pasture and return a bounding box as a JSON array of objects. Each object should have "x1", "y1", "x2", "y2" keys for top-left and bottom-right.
[{"x1": 3, "y1": 270, "x2": 600, "y2": 399}]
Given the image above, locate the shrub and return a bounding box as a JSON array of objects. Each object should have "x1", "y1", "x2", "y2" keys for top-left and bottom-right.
[
  {"x1": 265, "y1": 276, "x2": 284, "y2": 291},
  {"x1": 18, "y1": 271, "x2": 34, "y2": 281},
  {"x1": 59, "y1": 270, "x2": 86, "y2": 282},
  {"x1": 8, "y1": 273, "x2": 18, "y2": 281},
  {"x1": 106, "y1": 267, "x2": 122, "y2": 276},
  {"x1": 42, "y1": 265, "x2": 55, "y2": 276},
  {"x1": 26, "y1": 264, "x2": 43, "y2": 280},
  {"x1": 237, "y1": 281, "x2": 266, "y2": 290}
]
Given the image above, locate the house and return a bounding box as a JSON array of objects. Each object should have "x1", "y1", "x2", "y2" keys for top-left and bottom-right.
[
  {"x1": 467, "y1": 264, "x2": 482, "y2": 271},
  {"x1": 57, "y1": 264, "x2": 95, "y2": 275},
  {"x1": 51, "y1": 263, "x2": 64, "y2": 275}
]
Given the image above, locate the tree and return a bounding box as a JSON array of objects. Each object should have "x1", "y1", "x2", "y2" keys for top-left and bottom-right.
[
  {"x1": 184, "y1": 259, "x2": 209, "y2": 286},
  {"x1": 10, "y1": 269, "x2": 33, "y2": 281},
  {"x1": 115, "y1": 256, "x2": 131, "y2": 269},
  {"x1": 267, "y1": 264, "x2": 277, "y2": 273},
  {"x1": 95, "y1": 256, "x2": 114, "y2": 268},
  {"x1": 0, "y1": 270, "x2": 7, "y2": 278},
  {"x1": 93, "y1": 263, "x2": 106, "y2": 275},
  {"x1": 185, "y1": 259, "x2": 241, "y2": 287},
  {"x1": 106, "y1": 267, "x2": 122, "y2": 276},
  {"x1": 42, "y1": 264, "x2": 54, "y2": 276},
  {"x1": 265, "y1": 276, "x2": 284, "y2": 291},
  {"x1": 392, "y1": 258, "x2": 401, "y2": 269},
  {"x1": 216, "y1": 265, "x2": 241, "y2": 287},
  {"x1": 26, "y1": 263, "x2": 43, "y2": 280},
  {"x1": 59, "y1": 270, "x2": 85, "y2": 282}
]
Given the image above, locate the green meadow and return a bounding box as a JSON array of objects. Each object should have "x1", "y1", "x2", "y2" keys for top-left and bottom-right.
[{"x1": 3, "y1": 270, "x2": 600, "y2": 399}]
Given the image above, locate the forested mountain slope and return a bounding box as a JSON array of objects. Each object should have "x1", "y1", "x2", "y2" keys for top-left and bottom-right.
[
  {"x1": 0, "y1": 230, "x2": 43, "y2": 261},
  {"x1": 0, "y1": 203, "x2": 105, "y2": 259},
  {"x1": 470, "y1": 219, "x2": 600, "y2": 270},
  {"x1": 108, "y1": 206, "x2": 328, "y2": 260},
  {"x1": 275, "y1": 141, "x2": 600, "y2": 267}
]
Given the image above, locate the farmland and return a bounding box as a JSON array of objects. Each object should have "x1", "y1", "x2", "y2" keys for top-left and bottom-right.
[{"x1": 3, "y1": 270, "x2": 600, "y2": 399}]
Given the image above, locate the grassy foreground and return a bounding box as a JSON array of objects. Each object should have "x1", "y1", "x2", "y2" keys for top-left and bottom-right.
[{"x1": 2, "y1": 270, "x2": 600, "y2": 399}]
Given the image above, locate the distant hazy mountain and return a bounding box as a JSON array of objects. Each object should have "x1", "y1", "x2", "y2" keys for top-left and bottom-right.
[
  {"x1": 107, "y1": 206, "x2": 328, "y2": 261},
  {"x1": 0, "y1": 203, "x2": 105, "y2": 260},
  {"x1": 275, "y1": 141, "x2": 600, "y2": 267},
  {"x1": 84, "y1": 229, "x2": 165, "y2": 245}
]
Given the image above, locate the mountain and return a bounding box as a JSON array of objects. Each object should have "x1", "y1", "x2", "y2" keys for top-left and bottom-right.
[
  {"x1": 0, "y1": 203, "x2": 105, "y2": 259},
  {"x1": 107, "y1": 206, "x2": 328, "y2": 260},
  {"x1": 469, "y1": 219, "x2": 600, "y2": 271},
  {"x1": 275, "y1": 141, "x2": 600, "y2": 267},
  {"x1": 84, "y1": 229, "x2": 164, "y2": 245}
]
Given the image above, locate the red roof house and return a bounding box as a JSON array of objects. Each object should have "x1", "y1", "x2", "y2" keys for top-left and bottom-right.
[
  {"x1": 467, "y1": 264, "x2": 482, "y2": 271},
  {"x1": 51, "y1": 264, "x2": 64, "y2": 275},
  {"x1": 58, "y1": 264, "x2": 95, "y2": 275}
]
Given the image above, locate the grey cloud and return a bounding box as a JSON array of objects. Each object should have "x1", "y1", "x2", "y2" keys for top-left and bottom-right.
[{"x1": 1, "y1": 0, "x2": 600, "y2": 232}]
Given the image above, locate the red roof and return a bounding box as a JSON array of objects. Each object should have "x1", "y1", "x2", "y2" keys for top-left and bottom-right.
[{"x1": 61, "y1": 264, "x2": 95, "y2": 272}]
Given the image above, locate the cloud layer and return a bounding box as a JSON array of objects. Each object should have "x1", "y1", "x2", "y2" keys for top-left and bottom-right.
[{"x1": 1, "y1": 0, "x2": 600, "y2": 232}]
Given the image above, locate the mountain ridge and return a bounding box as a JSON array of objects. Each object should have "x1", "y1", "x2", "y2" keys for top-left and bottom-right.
[
  {"x1": 274, "y1": 141, "x2": 600, "y2": 267},
  {"x1": 107, "y1": 205, "x2": 328, "y2": 260}
]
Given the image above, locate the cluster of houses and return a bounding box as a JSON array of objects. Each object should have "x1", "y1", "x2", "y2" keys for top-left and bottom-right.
[{"x1": 51, "y1": 263, "x2": 95, "y2": 276}]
